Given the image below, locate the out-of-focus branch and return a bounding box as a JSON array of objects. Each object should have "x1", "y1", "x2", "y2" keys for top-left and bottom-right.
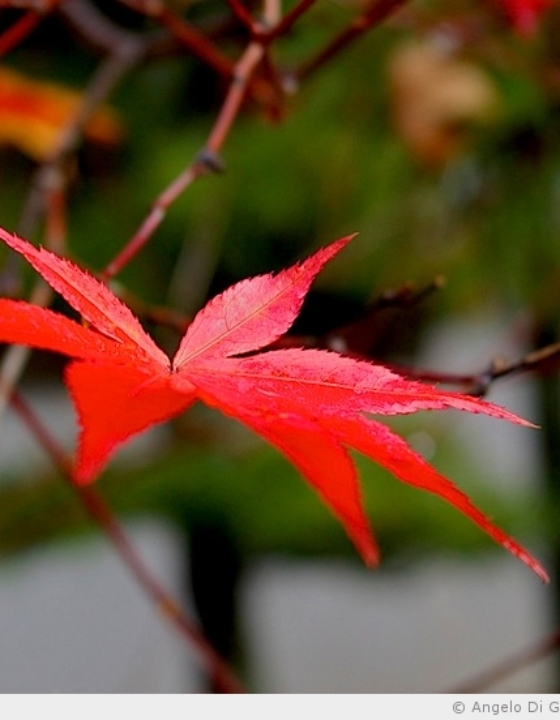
[
  {"x1": 294, "y1": 0, "x2": 409, "y2": 83},
  {"x1": 450, "y1": 629, "x2": 560, "y2": 692},
  {"x1": 226, "y1": 0, "x2": 255, "y2": 30},
  {"x1": 0, "y1": 9, "x2": 43, "y2": 56},
  {"x1": 388, "y1": 342, "x2": 560, "y2": 396},
  {"x1": 100, "y1": 28, "x2": 273, "y2": 280},
  {"x1": 9, "y1": 389, "x2": 245, "y2": 693},
  {"x1": 260, "y1": 0, "x2": 318, "y2": 41},
  {"x1": 156, "y1": 6, "x2": 235, "y2": 78}
]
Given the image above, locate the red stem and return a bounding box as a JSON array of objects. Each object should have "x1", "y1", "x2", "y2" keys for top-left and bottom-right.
[
  {"x1": 261, "y1": 0, "x2": 319, "y2": 41},
  {"x1": 206, "y1": 42, "x2": 263, "y2": 153},
  {"x1": 158, "y1": 8, "x2": 235, "y2": 78},
  {"x1": 451, "y1": 629, "x2": 560, "y2": 692},
  {"x1": 295, "y1": 0, "x2": 408, "y2": 81},
  {"x1": 101, "y1": 39, "x2": 265, "y2": 282},
  {"x1": 226, "y1": 0, "x2": 255, "y2": 30},
  {"x1": 9, "y1": 391, "x2": 73, "y2": 475},
  {"x1": 76, "y1": 485, "x2": 245, "y2": 694},
  {"x1": 0, "y1": 10, "x2": 42, "y2": 57}
]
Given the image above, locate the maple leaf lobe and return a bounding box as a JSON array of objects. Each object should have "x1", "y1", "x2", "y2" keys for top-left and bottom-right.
[
  {"x1": 173, "y1": 235, "x2": 354, "y2": 367},
  {"x1": 0, "y1": 229, "x2": 168, "y2": 367}
]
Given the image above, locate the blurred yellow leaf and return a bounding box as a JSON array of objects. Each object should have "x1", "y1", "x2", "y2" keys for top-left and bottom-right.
[{"x1": 0, "y1": 66, "x2": 123, "y2": 161}]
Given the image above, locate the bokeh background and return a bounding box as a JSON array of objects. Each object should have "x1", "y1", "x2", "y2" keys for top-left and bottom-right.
[{"x1": 0, "y1": 0, "x2": 558, "y2": 692}]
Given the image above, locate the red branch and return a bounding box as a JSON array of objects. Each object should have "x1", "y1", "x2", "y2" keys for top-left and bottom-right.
[
  {"x1": 450, "y1": 629, "x2": 560, "y2": 692},
  {"x1": 261, "y1": 0, "x2": 319, "y2": 41},
  {"x1": 9, "y1": 390, "x2": 245, "y2": 694},
  {"x1": 391, "y1": 342, "x2": 560, "y2": 396},
  {"x1": 101, "y1": 39, "x2": 267, "y2": 281},
  {"x1": 295, "y1": 0, "x2": 408, "y2": 81},
  {"x1": 157, "y1": 7, "x2": 235, "y2": 78},
  {"x1": 0, "y1": 10, "x2": 42, "y2": 56},
  {"x1": 226, "y1": 0, "x2": 255, "y2": 30}
]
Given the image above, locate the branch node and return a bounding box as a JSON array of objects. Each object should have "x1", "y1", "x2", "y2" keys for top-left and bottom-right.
[
  {"x1": 196, "y1": 149, "x2": 226, "y2": 174},
  {"x1": 470, "y1": 364, "x2": 496, "y2": 397}
]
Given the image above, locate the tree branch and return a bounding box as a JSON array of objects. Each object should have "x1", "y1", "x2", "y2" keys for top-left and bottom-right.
[
  {"x1": 294, "y1": 0, "x2": 409, "y2": 83},
  {"x1": 9, "y1": 389, "x2": 245, "y2": 693}
]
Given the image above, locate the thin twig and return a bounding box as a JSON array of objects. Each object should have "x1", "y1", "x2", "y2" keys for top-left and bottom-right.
[
  {"x1": 294, "y1": 0, "x2": 409, "y2": 82},
  {"x1": 158, "y1": 6, "x2": 235, "y2": 77},
  {"x1": 9, "y1": 389, "x2": 245, "y2": 693},
  {"x1": 59, "y1": 0, "x2": 175, "y2": 61},
  {"x1": 0, "y1": 10, "x2": 43, "y2": 56},
  {"x1": 390, "y1": 342, "x2": 560, "y2": 396},
  {"x1": 100, "y1": 0, "x2": 287, "y2": 281},
  {"x1": 226, "y1": 0, "x2": 255, "y2": 30},
  {"x1": 100, "y1": 38, "x2": 268, "y2": 281},
  {"x1": 450, "y1": 629, "x2": 560, "y2": 692},
  {"x1": 261, "y1": 0, "x2": 319, "y2": 41}
]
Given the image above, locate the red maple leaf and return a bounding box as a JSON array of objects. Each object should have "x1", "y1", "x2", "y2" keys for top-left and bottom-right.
[{"x1": 0, "y1": 228, "x2": 548, "y2": 581}]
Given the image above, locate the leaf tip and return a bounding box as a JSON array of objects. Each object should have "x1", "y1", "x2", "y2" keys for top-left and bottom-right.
[
  {"x1": 333, "y1": 232, "x2": 358, "y2": 251},
  {"x1": 363, "y1": 547, "x2": 381, "y2": 568},
  {"x1": 502, "y1": 539, "x2": 549, "y2": 583},
  {"x1": 352, "y1": 531, "x2": 380, "y2": 568}
]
